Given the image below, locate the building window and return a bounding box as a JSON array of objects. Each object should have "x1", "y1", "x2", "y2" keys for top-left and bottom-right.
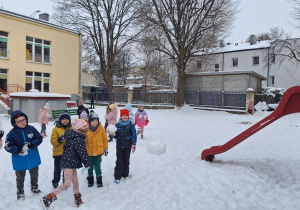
[
  {"x1": 26, "y1": 71, "x2": 50, "y2": 92},
  {"x1": 196, "y1": 61, "x2": 202, "y2": 68},
  {"x1": 0, "y1": 31, "x2": 8, "y2": 58},
  {"x1": 0, "y1": 68, "x2": 8, "y2": 91},
  {"x1": 26, "y1": 36, "x2": 51, "y2": 64},
  {"x1": 270, "y1": 53, "x2": 275, "y2": 63},
  {"x1": 270, "y1": 76, "x2": 275, "y2": 85},
  {"x1": 253, "y1": 56, "x2": 259, "y2": 65},
  {"x1": 215, "y1": 64, "x2": 219, "y2": 72},
  {"x1": 232, "y1": 57, "x2": 238, "y2": 67}
]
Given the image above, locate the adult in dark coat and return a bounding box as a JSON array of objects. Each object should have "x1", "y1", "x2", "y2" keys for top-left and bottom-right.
[{"x1": 90, "y1": 87, "x2": 96, "y2": 109}]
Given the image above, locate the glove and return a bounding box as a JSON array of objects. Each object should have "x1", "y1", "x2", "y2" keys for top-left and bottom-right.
[
  {"x1": 17, "y1": 144, "x2": 29, "y2": 156},
  {"x1": 0, "y1": 130, "x2": 4, "y2": 139},
  {"x1": 131, "y1": 144, "x2": 136, "y2": 153},
  {"x1": 138, "y1": 115, "x2": 142, "y2": 119},
  {"x1": 81, "y1": 167, "x2": 89, "y2": 175},
  {"x1": 104, "y1": 149, "x2": 108, "y2": 156},
  {"x1": 57, "y1": 136, "x2": 65, "y2": 144},
  {"x1": 144, "y1": 115, "x2": 148, "y2": 120},
  {"x1": 25, "y1": 142, "x2": 34, "y2": 148}
]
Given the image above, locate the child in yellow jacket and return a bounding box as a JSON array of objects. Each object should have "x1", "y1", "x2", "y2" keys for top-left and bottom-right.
[
  {"x1": 50, "y1": 111, "x2": 72, "y2": 189},
  {"x1": 85, "y1": 110, "x2": 108, "y2": 188}
]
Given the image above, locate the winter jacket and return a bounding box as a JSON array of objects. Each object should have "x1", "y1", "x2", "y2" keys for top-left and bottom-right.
[
  {"x1": 77, "y1": 105, "x2": 89, "y2": 118},
  {"x1": 135, "y1": 110, "x2": 148, "y2": 127},
  {"x1": 50, "y1": 122, "x2": 73, "y2": 156},
  {"x1": 38, "y1": 108, "x2": 50, "y2": 124},
  {"x1": 5, "y1": 110, "x2": 43, "y2": 171},
  {"x1": 86, "y1": 124, "x2": 108, "y2": 156},
  {"x1": 125, "y1": 103, "x2": 135, "y2": 124},
  {"x1": 60, "y1": 129, "x2": 91, "y2": 169},
  {"x1": 105, "y1": 108, "x2": 118, "y2": 125},
  {"x1": 114, "y1": 120, "x2": 137, "y2": 149}
]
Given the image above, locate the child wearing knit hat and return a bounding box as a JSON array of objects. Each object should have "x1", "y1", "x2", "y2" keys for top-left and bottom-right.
[
  {"x1": 50, "y1": 111, "x2": 72, "y2": 189},
  {"x1": 111, "y1": 109, "x2": 137, "y2": 184},
  {"x1": 41, "y1": 118, "x2": 90, "y2": 209},
  {"x1": 85, "y1": 111, "x2": 108, "y2": 188},
  {"x1": 38, "y1": 102, "x2": 51, "y2": 137},
  {"x1": 105, "y1": 102, "x2": 118, "y2": 142},
  {"x1": 134, "y1": 105, "x2": 149, "y2": 139},
  {"x1": 80, "y1": 111, "x2": 89, "y2": 125}
]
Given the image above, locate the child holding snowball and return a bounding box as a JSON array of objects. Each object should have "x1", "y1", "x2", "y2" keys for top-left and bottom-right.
[
  {"x1": 112, "y1": 109, "x2": 137, "y2": 184},
  {"x1": 134, "y1": 105, "x2": 148, "y2": 139}
]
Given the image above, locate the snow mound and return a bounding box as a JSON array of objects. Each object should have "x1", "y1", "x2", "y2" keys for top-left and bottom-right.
[
  {"x1": 106, "y1": 125, "x2": 117, "y2": 134},
  {"x1": 146, "y1": 140, "x2": 166, "y2": 155},
  {"x1": 254, "y1": 101, "x2": 269, "y2": 112}
]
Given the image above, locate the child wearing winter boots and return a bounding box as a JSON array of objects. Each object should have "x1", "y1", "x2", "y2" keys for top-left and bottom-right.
[
  {"x1": 86, "y1": 110, "x2": 108, "y2": 188},
  {"x1": 5, "y1": 110, "x2": 43, "y2": 200},
  {"x1": 38, "y1": 102, "x2": 50, "y2": 137},
  {"x1": 113, "y1": 109, "x2": 137, "y2": 184},
  {"x1": 41, "y1": 119, "x2": 91, "y2": 209},
  {"x1": 105, "y1": 102, "x2": 118, "y2": 142},
  {"x1": 135, "y1": 105, "x2": 148, "y2": 139},
  {"x1": 50, "y1": 111, "x2": 72, "y2": 189}
]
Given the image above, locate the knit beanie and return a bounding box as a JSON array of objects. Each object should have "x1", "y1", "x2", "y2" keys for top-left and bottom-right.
[
  {"x1": 43, "y1": 103, "x2": 50, "y2": 111},
  {"x1": 88, "y1": 110, "x2": 99, "y2": 124},
  {"x1": 80, "y1": 111, "x2": 88, "y2": 119},
  {"x1": 71, "y1": 118, "x2": 87, "y2": 131},
  {"x1": 120, "y1": 109, "x2": 129, "y2": 117},
  {"x1": 59, "y1": 111, "x2": 71, "y2": 122}
]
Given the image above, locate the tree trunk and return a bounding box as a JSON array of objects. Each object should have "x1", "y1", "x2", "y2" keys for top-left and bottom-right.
[
  {"x1": 176, "y1": 67, "x2": 186, "y2": 107},
  {"x1": 106, "y1": 72, "x2": 114, "y2": 102}
]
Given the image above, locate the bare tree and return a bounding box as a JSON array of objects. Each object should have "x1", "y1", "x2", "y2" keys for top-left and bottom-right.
[
  {"x1": 137, "y1": 0, "x2": 238, "y2": 106},
  {"x1": 52, "y1": 0, "x2": 141, "y2": 99}
]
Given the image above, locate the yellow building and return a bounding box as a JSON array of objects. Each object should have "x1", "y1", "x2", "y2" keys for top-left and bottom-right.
[{"x1": 0, "y1": 9, "x2": 82, "y2": 95}]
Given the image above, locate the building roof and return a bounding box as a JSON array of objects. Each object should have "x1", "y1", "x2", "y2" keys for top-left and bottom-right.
[
  {"x1": 187, "y1": 70, "x2": 266, "y2": 80},
  {"x1": 0, "y1": 9, "x2": 79, "y2": 34}
]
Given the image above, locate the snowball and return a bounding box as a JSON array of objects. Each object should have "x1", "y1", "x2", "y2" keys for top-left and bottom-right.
[
  {"x1": 106, "y1": 125, "x2": 117, "y2": 134},
  {"x1": 146, "y1": 141, "x2": 166, "y2": 155}
]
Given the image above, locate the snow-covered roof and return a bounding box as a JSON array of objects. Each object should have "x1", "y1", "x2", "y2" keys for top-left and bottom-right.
[
  {"x1": 187, "y1": 70, "x2": 266, "y2": 79},
  {"x1": 10, "y1": 92, "x2": 70, "y2": 98},
  {"x1": 195, "y1": 40, "x2": 271, "y2": 55}
]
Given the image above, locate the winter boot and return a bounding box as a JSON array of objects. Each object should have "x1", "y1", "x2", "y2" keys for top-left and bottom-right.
[
  {"x1": 96, "y1": 175, "x2": 103, "y2": 188},
  {"x1": 17, "y1": 189, "x2": 25, "y2": 200},
  {"x1": 87, "y1": 175, "x2": 94, "y2": 187},
  {"x1": 40, "y1": 193, "x2": 57, "y2": 209},
  {"x1": 31, "y1": 185, "x2": 41, "y2": 194},
  {"x1": 52, "y1": 182, "x2": 58, "y2": 189},
  {"x1": 74, "y1": 193, "x2": 83, "y2": 207}
]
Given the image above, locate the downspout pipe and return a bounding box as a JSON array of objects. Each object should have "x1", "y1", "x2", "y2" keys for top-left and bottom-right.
[
  {"x1": 78, "y1": 32, "x2": 82, "y2": 97},
  {"x1": 267, "y1": 47, "x2": 270, "y2": 87}
]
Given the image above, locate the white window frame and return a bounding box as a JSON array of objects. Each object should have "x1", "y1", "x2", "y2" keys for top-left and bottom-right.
[
  {"x1": 26, "y1": 37, "x2": 51, "y2": 64},
  {"x1": 252, "y1": 56, "x2": 259, "y2": 65},
  {"x1": 232, "y1": 57, "x2": 238, "y2": 67},
  {"x1": 26, "y1": 71, "x2": 51, "y2": 92},
  {"x1": 0, "y1": 31, "x2": 9, "y2": 59}
]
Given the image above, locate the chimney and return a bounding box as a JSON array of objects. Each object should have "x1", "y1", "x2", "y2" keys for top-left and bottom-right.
[
  {"x1": 250, "y1": 34, "x2": 257, "y2": 45},
  {"x1": 220, "y1": 40, "x2": 225, "y2": 47},
  {"x1": 39, "y1": 13, "x2": 49, "y2": 21}
]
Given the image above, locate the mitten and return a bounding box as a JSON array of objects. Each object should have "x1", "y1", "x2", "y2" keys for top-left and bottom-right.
[
  {"x1": 25, "y1": 142, "x2": 34, "y2": 148},
  {"x1": 17, "y1": 145, "x2": 28, "y2": 156},
  {"x1": 131, "y1": 144, "x2": 136, "y2": 153},
  {"x1": 0, "y1": 130, "x2": 4, "y2": 139},
  {"x1": 57, "y1": 136, "x2": 65, "y2": 144},
  {"x1": 144, "y1": 115, "x2": 148, "y2": 120},
  {"x1": 138, "y1": 115, "x2": 142, "y2": 119},
  {"x1": 104, "y1": 149, "x2": 108, "y2": 156}
]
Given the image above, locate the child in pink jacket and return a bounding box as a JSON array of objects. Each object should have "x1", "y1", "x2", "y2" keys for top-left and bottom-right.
[
  {"x1": 105, "y1": 102, "x2": 118, "y2": 142},
  {"x1": 135, "y1": 105, "x2": 148, "y2": 139},
  {"x1": 38, "y1": 103, "x2": 50, "y2": 137}
]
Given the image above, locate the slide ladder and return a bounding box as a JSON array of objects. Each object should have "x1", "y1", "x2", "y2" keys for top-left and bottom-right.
[{"x1": 201, "y1": 86, "x2": 300, "y2": 162}]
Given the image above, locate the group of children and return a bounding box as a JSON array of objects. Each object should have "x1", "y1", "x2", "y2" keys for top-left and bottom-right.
[{"x1": 1, "y1": 101, "x2": 148, "y2": 209}]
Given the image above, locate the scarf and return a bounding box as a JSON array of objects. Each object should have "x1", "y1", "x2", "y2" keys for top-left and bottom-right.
[
  {"x1": 118, "y1": 118, "x2": 131, "y2": 126},
  {"x1": 89, "y1": 123, "x2": 99, "y2": 132}
]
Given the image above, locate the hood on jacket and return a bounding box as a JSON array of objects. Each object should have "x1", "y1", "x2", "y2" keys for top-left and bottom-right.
[
  {"x1": 11, "y1": 110, "x2": 28, "y2": 128},
  {"x1": 125, "y1": 103, "x2": 132, "y2": 111}
]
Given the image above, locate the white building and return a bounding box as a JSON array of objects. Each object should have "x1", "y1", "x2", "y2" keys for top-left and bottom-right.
[{"x1": 187, "y1": 36, "x2": 300, "y2": 90}]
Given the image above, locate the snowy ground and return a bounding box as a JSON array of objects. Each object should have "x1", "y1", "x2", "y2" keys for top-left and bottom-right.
[{"x1": 0, "y1": 105, "x2": 300, "y2": 210}]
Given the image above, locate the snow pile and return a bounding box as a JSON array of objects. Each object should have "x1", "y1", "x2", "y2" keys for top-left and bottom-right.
[
  {"x1": 106, "y1": 125, "x2": 117, "y2": 134},
  {"x1": 146, "y1": 140, "x2": 166, "y2": 155},
  {"x1": 254, "y1": 101, "x2": 269, "y2": 112}
]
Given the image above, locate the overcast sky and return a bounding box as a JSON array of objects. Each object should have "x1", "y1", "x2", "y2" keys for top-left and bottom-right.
[{"x1": 0, "y1": 0, "x2": 299, "y2": 43}]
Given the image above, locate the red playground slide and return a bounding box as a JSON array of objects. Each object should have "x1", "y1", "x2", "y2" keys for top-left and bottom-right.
[{"x1": 201, "y1": 86, "x2": 300, "y2": 162}]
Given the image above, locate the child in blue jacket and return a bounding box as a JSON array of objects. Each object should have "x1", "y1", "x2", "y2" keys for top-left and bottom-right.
[{"x1": 5, "y1": 110, "x2": 43, "y2": 200}]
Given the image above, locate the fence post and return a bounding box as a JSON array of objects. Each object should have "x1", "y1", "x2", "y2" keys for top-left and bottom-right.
[
  {"x1": 221, "y1": 91, "x2": 224, "y2": 108},
  {"x1": 246, "y1": 88, "x2": 255, "y2": 114},
  {"x1": 149, "y1": 91, "x2": 152, "y2": 105},
  {"x1": 197, "y1": 91, "x2": 200, "y2": 106},
  {"x1": 128, "y1": 88, "x2": 133, "y2": 103}
]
